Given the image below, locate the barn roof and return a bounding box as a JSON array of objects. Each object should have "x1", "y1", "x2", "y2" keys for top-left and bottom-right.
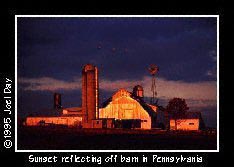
[
  {"x1": 100, "y1": 89, "x2": 157, "y2": 117},
  {"x1": 170, "y1": 111, "x2": 202, "y2": 119}
]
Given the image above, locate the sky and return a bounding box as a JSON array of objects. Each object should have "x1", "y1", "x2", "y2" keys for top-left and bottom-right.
[{"x1": 17, "y1": 17, "x2": 217, "y2": 127}]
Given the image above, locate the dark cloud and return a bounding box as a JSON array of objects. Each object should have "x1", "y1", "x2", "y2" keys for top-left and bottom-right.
[{"x1": 18, "y1": 17, "x2": 217, "y2": 81}]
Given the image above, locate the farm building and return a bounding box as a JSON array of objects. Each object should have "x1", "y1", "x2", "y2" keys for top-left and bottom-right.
[
  {"x1": 99, "y1": 87, "x2": 158, "y2": 129},
  {"x1": 25, "y1": 107, "x2": 83, "y2": 127},
  {"x1": 169, "y1": 112, "x2": 205, "y2": 131}
]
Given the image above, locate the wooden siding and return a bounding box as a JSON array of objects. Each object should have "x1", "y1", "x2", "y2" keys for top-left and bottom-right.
[
  {"x1": 170, "y1": 119, "x2": 199, "y2": 130},
  {"x1": 99, "y1": 89, "x2": 152, "y2": 129},
  {"x1": 26, "y1": 116, "x2": 82, "y2": 127}
]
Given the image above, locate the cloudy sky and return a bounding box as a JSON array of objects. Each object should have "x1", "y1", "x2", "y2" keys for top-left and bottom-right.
[{"x1": 17, "y1": 17, "x2": 217, "y2": 127}]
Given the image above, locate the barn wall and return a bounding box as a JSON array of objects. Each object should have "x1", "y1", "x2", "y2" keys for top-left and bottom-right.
[
  {"x1": 99, "y1": 92, "x2": 152, "y2": 129},
  {"x1": 170, "y1": 119, "x2": 199, "y2": 130},
  {"x1": 92, "y1": 120, "x2": 103, "y2": 128},
  {"x1": 141, "y1": 118, "x2": 151, "y2": 129},
  {"x1": 26, "y1": 116, "x2": 82, "y2": 127},
  {"x1": 106, "y1": 119, "x2": 115, "y2": 128}
]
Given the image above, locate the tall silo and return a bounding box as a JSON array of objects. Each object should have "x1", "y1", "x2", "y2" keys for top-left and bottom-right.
[{"x1": 82, "y1": 64, "x2": 99, "y2": 126}]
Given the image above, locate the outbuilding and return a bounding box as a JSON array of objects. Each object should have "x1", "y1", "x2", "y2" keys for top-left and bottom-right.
[{"x1": 170, "y1": 112, "x2": 205, "y2": 131}]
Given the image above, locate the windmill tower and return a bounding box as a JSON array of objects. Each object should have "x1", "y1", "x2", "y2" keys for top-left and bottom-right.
[{"x1": 148, "y1": 64, "x2": 159, "y2": 105}]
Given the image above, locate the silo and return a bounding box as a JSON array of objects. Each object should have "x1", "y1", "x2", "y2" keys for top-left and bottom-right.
[
  {"x1": 133, "y1": 85, "x2": 144, "y2": 98},
  {"x1": 82, "y1": 64, "x2": 99, "y2": 126},
  {"x1": 54, "y1": 93, "x2": 62, "y2": 109}
]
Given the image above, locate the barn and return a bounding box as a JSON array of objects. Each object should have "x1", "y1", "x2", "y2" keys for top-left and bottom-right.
[
  {"x1": 26, "y1": 107, "x2": 83, "y2": 127},
  {"x1": 99, "y1": 87, "x2": 158, "y2": 129},
  {"x1": 169, "y1": 112, "x2": 205, "y2": 131}
]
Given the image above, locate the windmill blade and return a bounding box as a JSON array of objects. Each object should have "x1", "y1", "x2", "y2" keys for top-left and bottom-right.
[{"x1": 148, "y1": 64, "x2": 159, "y2": 104}]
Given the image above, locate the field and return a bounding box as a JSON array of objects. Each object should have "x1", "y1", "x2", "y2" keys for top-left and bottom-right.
[{"x1": 17, "y1": 126, "x2": 217, "y2": 150}]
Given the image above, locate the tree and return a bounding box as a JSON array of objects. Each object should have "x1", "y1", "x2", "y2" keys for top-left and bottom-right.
[{"x1": 166, "y1": 98, "x2": 189, "y2": 130}]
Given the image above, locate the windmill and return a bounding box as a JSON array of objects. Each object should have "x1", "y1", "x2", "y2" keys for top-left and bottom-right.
[{"x1": 148, "y1": 64, "x2": 159, "y2": 105}]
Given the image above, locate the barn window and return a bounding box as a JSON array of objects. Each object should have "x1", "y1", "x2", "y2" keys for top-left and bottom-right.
[
  {"x1": 96, "y1": 121, "x2": 99, "y2": 124},
  {"x1": 189, "y1": 123, "x2": 194, "y2": 125}
]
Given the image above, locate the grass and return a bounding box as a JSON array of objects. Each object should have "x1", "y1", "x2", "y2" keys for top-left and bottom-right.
[{"x1": 17, "y1": 126, "x2": 217, "y2": 150}]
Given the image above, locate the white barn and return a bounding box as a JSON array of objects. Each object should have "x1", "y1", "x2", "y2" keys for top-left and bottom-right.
[{"x1": 99, "y1": 88, "x2": 157, "y2": 129}]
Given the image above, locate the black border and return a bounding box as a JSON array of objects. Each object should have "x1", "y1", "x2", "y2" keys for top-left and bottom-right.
[{"x1": 1, "y1": 2, "x2": 225, "y2": 166}]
